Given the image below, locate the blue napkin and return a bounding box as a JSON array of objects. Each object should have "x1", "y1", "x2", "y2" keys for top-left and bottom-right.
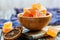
[
  {"x1": 0, "y1": 19, "x2": 8, "y2": 29},
  {"x1": 0, "y1": 8, "x2": 60, "y2": 29},
  {"x1": 12, "y1": 20, "x2": 21, "y2": 28},
  {"x1": 47, "y1": 8, "x2": 60, "y2": 25}
]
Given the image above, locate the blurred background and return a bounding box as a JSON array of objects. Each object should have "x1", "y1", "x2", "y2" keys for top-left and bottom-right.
[{"x1": 0, "y1": 0, "x2": 60, "y2": 28}]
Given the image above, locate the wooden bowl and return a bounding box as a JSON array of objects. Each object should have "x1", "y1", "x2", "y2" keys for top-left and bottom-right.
[
  {"x1": 4, "y1": 27, "x2": 22, "y2": 40},
  {"x1": 18, "y1": 12, "x2": 52, "y2": 30}
]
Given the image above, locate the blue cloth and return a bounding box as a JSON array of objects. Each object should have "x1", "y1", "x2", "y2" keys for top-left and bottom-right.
[
  {"x1": 47, "y1": 8, "x2": 60, "y2": 25},
  {"x1": 0, "y1": 19, "x2": 8, "y2": 28},
  {"x1": 12, "y1": 20, "x2": 21, "y2": 28},
  {"x1": 0, "y1": 8, "x2": 60, "y2": 28}
]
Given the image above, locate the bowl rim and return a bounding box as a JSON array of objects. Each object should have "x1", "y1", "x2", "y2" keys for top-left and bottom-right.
[{"x1": 17, "y1": 12, "x2": 52, "y2": 18}]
